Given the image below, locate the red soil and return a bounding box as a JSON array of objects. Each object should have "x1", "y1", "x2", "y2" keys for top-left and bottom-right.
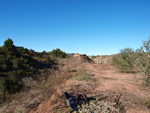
[{"x1": 30, "y1": 63, "x2": 150, "y2": 113}]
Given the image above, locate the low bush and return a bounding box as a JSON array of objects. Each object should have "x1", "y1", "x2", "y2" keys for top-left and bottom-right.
[
  {"x1": 0, "y1": 38, "x2": 55, "y2": 103},
  {"x1": 112, "y1": 48, "x2": 134, "y2": 73},
  {"x1": 51, "y1": 48, "x2": 68, "y2": 58},
  {"x1": 140, "y1": 97, "x2": 150, "y2": 109}
]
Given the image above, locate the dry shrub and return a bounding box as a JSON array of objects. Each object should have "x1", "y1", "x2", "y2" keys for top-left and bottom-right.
[
  {"x1": 140, "y1": 97, "x2": 150, "y2": 109},
  {"x1": 32, "y1": 68, "x2": 72, "y2": 102},
  {"x1": 53, "y1": 92, "x2": 125, "y2": 113},
  {"x1": 0, "y1": 64, "x2": 73, "y2": 113}
]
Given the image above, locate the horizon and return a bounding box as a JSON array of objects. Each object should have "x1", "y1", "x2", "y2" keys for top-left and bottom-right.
[{"x1": 0, "y1": 0, "x2": 150, "y2": 56}]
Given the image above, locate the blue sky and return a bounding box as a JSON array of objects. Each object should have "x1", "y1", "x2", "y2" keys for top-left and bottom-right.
[{"x1": 0, "y1": 0, "x2": 150, "y2": 55}]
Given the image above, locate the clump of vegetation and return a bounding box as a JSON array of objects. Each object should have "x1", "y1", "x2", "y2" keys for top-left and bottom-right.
[
  {"x1": 53, "y1": 93, "x2": 124, "y2": 113},
  {"x1": 112, "y1": 38, "x2": 150, "y2": 86},
  {"x1": 77, "y1": 100, "x2": 120, "y2": 113},
  {"x1": 140, "y1": 97, "x2": 150, "y2": 109},
  {"x1": 51, "y1": 48, "x2": 68, "y2": 58},
  {"x1": 112, "y1": 48, "x2": 134, "y2": 73},
  {"x1": 0, "y1": 38, "x2": 55, "y2": 103},
  {"x1": 91, "y1": 55, "x2": 97, "y2": 59},
  {"x1": 73, "y1": 69, "x2": 95, "y2": 81}
]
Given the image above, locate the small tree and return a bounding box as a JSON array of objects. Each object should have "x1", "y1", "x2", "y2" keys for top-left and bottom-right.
[
  {"x1": 3, "y1": 38, "x2": 17, "y2": 54},
  {"x1": 42, "y1": 51, "x2": 46, "y2": 55},
  {"x1": 51, "y1": 48, "x2": 68, "y2": 58}
]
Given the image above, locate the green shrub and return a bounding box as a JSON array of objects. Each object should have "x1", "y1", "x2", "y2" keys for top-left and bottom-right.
[
  {"x1": 51, "y1": 48, "x2": 68, "y2": 58},
  {"x1": 91, "y1": 56, "x2": 97, "y2": 59},
  {"x1": 0, "y1": 38, "x2": 55, "y2": 103},
  {"x1": 133, "y1": 39, "x2": 150, "y2": 86},
  {"x1": 112, "y1": 38, "x2": 150, "y2": 86},
  {"x1": 112, "y1": 48, "x2": 134, "y2": 73}
]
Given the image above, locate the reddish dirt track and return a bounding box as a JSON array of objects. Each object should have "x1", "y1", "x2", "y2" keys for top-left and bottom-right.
[
  {"x1": 30, "y1": 63, "x2": 150, "y2": 113},
  {"x1": 85, "y1": 63, "x2": 150, "y2": 113}
]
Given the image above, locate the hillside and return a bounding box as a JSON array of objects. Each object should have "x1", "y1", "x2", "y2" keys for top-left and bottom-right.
[{"x1": 0, "y1": 39, "x2": 67, "y2": 107}]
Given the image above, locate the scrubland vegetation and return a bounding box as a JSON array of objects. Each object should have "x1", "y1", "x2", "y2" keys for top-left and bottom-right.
[
  {"x1": 1, "y1": 38, "x2": 150, "y2": 113},
  {"x1": 51, "y1": 48, "x2": 68, "y2": 58},
  {"x1": 0, "y1": 38, "x2": 68, "y2": 105},
  {"x1": 112, "y1": 38, "x2": 150, "y2": 86}
]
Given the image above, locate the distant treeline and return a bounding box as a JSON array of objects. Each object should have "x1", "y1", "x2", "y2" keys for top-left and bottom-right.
[{"x1": 0, "y1": 38, "x2": 68, "y2": 103}]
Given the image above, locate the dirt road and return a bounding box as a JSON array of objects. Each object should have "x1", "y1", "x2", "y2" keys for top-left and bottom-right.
[
  {"x1": 30, "y1": 63, "x2": 150, "y2": 113},
  {"x1": 84, "y1": 63, "x2": 150, "y2": 113}
]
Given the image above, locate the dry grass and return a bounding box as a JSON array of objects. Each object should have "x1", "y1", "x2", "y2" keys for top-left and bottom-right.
[
  {"x1": 73, "y1": 68, "x2": 95, "y2": 82},
  {"x1": 140, "y1": 97, "x2": 150, "y2": 109},
  {"x1": 101, "y1": 77, "x2": 117, "y2": 80},
  {"x1": 52, "y1": 91, "x2": 126, "y2": 113}
]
